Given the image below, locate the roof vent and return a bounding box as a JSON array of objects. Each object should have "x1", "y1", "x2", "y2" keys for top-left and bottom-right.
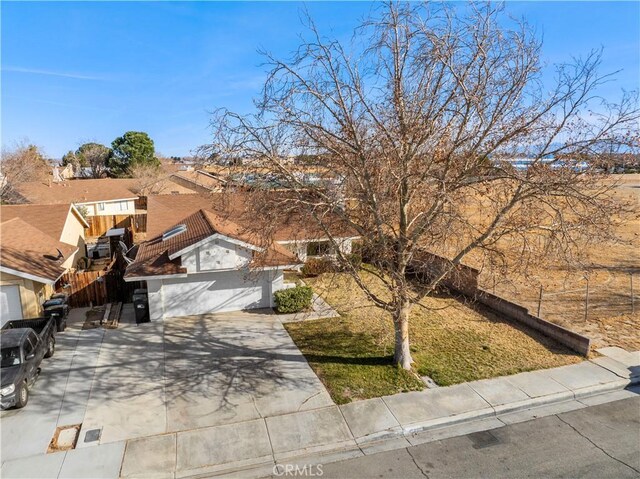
[{"x1": 162, "y1": 224, "x2": 187, "y2": 241}]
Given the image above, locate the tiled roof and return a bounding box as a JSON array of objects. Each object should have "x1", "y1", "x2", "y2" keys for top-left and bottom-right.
[
  {"x1": 0, "y1": 218, "x2": 77, "y2": 283},
  {"x1": 146, "y1": 193, "x2": 356, "y2": 241},
  {"x1": 13, "y1": 178, "x2": 140, "y2": 204},
  {"x1": 124, "y1": 209, "x2": 300, "y2": 279},
  {"x1": 0, "y1": 204, "x2": 87, "y2": 240}
]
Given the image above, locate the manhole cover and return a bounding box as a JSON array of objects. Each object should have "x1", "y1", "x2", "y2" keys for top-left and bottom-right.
[
  {"x1": 48, "y1": 424, "x2": 81, "y2": 453},
  {"x1": 468, "y1": 430, "x2": 501, "y2": 449}
]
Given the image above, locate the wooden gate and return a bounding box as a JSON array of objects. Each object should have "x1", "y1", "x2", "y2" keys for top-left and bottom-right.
[{"x1": 56, "y1": 257, "x2": 143, "y2": 307}]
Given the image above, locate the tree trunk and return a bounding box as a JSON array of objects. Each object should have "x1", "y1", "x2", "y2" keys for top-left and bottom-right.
[{"x1": 393, "y1": 302, "x2": 413, "y2": 370}]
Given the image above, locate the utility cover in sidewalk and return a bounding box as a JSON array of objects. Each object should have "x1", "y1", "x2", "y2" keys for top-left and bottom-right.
[
  {"x1": 468, "y1": 430, "x2": 500, "y2": 449},
  {"x1": 84, "y1": 428, "x2": 101, "y2": 443},
  {"x1": 48, "y1": 424, "x2": 81, "y2": 453}
]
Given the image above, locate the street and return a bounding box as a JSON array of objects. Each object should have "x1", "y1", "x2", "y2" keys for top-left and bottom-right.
[{"x1": 319, "y1": 396, "x2": 640, "y2": 479}]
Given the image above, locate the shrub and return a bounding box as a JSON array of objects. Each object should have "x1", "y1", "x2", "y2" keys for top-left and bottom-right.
[
  {"x1": 274, "y1": 286, "x2": 314, "y2": 313},
  {"x1": 345, "y1": 253, "x2": 362, "y2": 270},
  {"x1": 301, "y1": 257, "x2": 335, "y2": 277}
]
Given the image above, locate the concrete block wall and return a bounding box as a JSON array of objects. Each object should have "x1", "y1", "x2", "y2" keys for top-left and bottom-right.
[{"x1": 409, "y1": 250, "x2": 591, "y2": 356}]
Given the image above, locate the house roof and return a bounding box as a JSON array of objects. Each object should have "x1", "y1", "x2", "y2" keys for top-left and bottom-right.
[
  {"x1": 146, "y1": 193, "x2": 356, "y2": 242},
  {"x1": 0, "y1": 217, "x2": 77, "y2": 283},
  {"x1": 0, "y1": 204, "x2": 89, "y2": 240},
  {"x1": 12, "y1": 178, "x2": 140, "y2": 205},
  {"x1": 170, "y1": 170, "x2": 226, "y2": 192},
  {"x1": 124, "y1": 209, "x2": 300, "y2": 279}
]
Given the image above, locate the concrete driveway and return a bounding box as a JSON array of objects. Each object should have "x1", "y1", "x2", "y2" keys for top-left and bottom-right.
[{"x1": 2, "y1": 307, "x2": 333, "y2": 469}]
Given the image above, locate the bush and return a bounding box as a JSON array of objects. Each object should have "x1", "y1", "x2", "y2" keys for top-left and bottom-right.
[
  {"x1": 345, "y1": 253, "x2": 362, "y2": 270},
  {"x1": 301, "y1": 257, "x2": 335, "y2": 277},
  {"x1": 274, "y1": 286, "x2": 314, "y2": 314}
]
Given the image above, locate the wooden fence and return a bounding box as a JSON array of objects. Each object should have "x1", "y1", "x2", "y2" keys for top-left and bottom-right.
[
  {"x1": 85, "y1": 214, "x2": 147, "y2": 237},
  {"x1": 56, "y1": 258, "x2": 144, "y2": 308}
]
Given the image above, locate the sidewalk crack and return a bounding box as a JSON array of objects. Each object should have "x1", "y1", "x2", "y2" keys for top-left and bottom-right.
[
  {"x1": 406, "y1": 447, "x2": 430, "y2": 478},
  {"x1": 556, "y1": 415, "x2": 640, "y2": 474}
]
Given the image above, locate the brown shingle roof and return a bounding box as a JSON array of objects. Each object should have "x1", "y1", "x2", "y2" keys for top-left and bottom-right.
[
  {"x1": 0, "y1": 218, "x2": 77, "y2": 283},
  {"x1": 0, "y1": 204, "x2": 87, "y2": 240},
  {"x1": 125, "y1": 209, "x2": 300, "y2": 279},
  {"x1": 146, "y1": 193, "x2": 355, "y2": 242},
  {"x1": 13, "y1": 178, "x2": 140, "y2": 204}
]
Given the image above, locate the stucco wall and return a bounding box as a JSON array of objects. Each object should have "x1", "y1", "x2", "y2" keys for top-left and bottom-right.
[
  {"x1": 279, "y1": 237, "x2": 353, "y2": 263},
  {"x1": 0, "y1": 272, "x2": 51, "y2": 318},
  {"x1": 60, "y1": 210, "x2": 87, "y2": 269},
  {"x1": 79, "y1": 199, "x2": 136, "y2": 217},
  {"x1": 181, "y1": 238, "x2": 253, "y2": 273}
]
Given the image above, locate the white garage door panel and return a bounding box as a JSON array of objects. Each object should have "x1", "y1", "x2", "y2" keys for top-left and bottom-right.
[
  {"x1": 162, "y1": 271, "x2": 270, "y2": 317},
  {"x1": 0, "y1": 285, "x2": 23, "y2": 326}
]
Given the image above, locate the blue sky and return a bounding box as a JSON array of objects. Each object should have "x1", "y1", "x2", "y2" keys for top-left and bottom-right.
[{"x1": 2, "y1": 1, "x2": 638, "y2": 158}]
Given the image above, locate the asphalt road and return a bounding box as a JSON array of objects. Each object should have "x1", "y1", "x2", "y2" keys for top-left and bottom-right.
[{"x1": 320, "y1": 396, "x2": 640, "y2": 479}]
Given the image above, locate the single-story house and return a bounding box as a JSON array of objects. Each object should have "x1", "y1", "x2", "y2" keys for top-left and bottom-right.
[
  {"x1": 126, "y1": 193, "x2": 357, "y2": 319},
  {"x1": 146, "y1": 193, "x2": 359, "y2": 263},
  {"x1": 169, "y1": 170, "x2": 226, "y2": 194},
  {"x1": 0, "y1": 204, "x2": 89, "y2": 323},
  {"x1": 124, "y1": 209, "x2": 300, "y2": 319}
]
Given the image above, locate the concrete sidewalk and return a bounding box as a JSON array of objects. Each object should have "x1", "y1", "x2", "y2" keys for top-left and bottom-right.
[
  {"x1": 2, "y1": 346, "x2": 638, "y2": 479},
  {"x1": 116, "y1": 347, "x2": 639, "y2": 479}
]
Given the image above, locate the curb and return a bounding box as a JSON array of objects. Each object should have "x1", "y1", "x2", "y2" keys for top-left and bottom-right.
[{"x1": 189, "y1": 375, "x2": 639, "y2": 478}]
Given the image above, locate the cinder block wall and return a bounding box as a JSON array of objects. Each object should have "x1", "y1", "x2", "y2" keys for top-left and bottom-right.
[{"x1": 409, "y1": 251, "x2": 591, "y2": 356}]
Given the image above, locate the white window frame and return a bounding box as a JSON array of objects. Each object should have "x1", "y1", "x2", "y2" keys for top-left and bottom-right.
[
  {"x1": 97, "y1": 202, "x2": 105, "y2": 211},
  {"x1": 119, "y1": 201, "x2": 128, "y2": 211}
]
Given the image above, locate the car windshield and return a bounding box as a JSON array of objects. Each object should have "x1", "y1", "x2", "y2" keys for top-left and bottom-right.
[{"x1": 1, "y1": 347, "x2": 21, "y2": 368}]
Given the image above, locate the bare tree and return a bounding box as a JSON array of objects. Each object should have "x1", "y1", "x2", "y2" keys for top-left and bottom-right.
[
  {"x1": 129, "y1": 163, "x2": 171, "y2": 196},
  {"x1": 0, "y1": 140, "x2": 50, "y2": 203},
  {"x1": 205, "y1": 2, "x2": 639, "y2": 369}
]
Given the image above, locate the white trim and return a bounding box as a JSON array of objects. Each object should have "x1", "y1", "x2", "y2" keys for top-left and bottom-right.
[
  {"x1": 0, "y1": 265, "x2": 63, "y2": 285},
  {"x1": 252, "y1": 264, "x2": 300, "y2": 271},
  {"x1": 74, "y1": 197, "x2": 138, "y2": 207},
  {"x1": 124, "y1": 273, "x2": 188, "y2": 282},
  {"x1": 69, "y1": 204, "x2": 90, "y2": 228},
  {"x1": 277, "y1": 236, "x2": 360, "y2": 245},
  {"x1": 168, "y1": 233, "x2": 263, "y2": 261}
]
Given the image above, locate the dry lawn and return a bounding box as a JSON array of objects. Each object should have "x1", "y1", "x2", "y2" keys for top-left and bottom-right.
[
  {"x1": 477, "y1": 174, "x2": 640, "y2": 351},
  {"x1": 285, "y1": 271, "x2": 581, "y2": 404}
]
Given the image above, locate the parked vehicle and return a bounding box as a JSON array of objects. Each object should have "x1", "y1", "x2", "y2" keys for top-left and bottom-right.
[
  {"x1": 0, "y1": 318, "x2": 56, "y2": 409},
  {"x1": 42, "y1": 296, "x2": 70, "y2": 332}
]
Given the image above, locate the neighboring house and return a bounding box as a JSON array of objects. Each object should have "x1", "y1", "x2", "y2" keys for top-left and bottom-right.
[
  {"x1": 124, "y1": 209, "x2": 300, "y2": 319},
  {"x1": 13, "y1": 178, "x2": 140, "y2": 217},
  {"x1": 125, "y1": 193, "x2": 357, "y2": 320},
  {"x1": 169, "y1": 170, "x2": 226, "y2": 194},
  {"x1": 0, "y1": 204, "x2": 89, "y2": 323}
]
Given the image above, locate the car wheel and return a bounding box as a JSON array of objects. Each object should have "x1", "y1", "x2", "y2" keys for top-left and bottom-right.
[
  {"x1": 15, "y1": 382, "x2": 28, "y2": 409},
  {"x1": 44, "y1": 337, "x2": 55, "y2": 358}
]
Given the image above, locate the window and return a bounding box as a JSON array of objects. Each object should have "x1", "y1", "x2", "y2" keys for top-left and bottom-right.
[
  {"x1": 119, "y1": 201, "x2": 128, "y2": 211},
  {"x1": 306, "y1": 241, "x2": 332, "y2": 257},
  {"x1": 97, "y1": 202, "x2": 105, "y2": 211},
  {"x1": 1, "y1": 347, "x2": 21, "y2": 368},
  {"x1": 23, "y1": 337, "x2": 34, "y2": 357}
]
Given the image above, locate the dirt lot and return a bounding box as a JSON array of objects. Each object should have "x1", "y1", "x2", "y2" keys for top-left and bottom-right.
[{"x1": 478, "y1": 174, "x2": 639, "y2": 351}]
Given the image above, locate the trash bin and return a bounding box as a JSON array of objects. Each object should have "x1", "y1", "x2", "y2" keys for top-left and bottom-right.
[
  {"x1": 48, "y1": 312, "x2": 67, "y2": 332},
  {"x1": 42, "y1": 298, "x2": 69, "y2": 332},
  {"x1": 132, "y1": 289, "x2": 150, "y2": 324}
]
